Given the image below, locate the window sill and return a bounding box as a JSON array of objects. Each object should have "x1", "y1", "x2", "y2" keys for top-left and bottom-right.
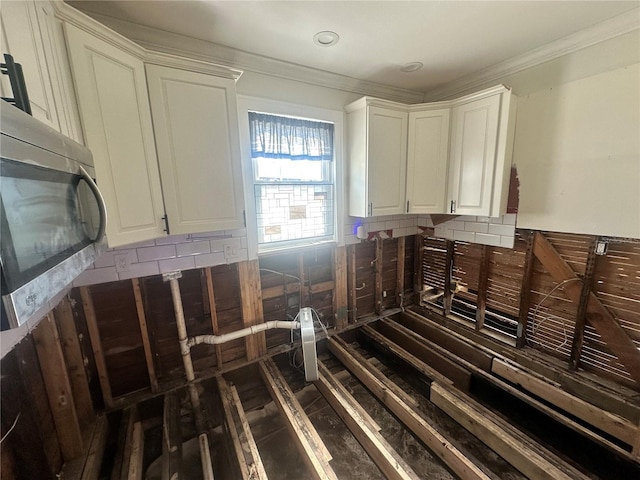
[{"x1": 257, "y1": 239, "x2": 337, "y2": 257}]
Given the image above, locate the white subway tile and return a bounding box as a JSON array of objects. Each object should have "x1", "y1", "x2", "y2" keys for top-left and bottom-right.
[
  {"x1": 210, "y1": 238, "x2": 226, "y2": 252},
  {"x1": 155, "y1": 234, "x2": 190, "y2": 245},
  {"x1": 454, "y1": 230, "x2": 476, "y2": 242},
  {"x1": 194, "y1": 251, "x2": 226, "y2": 268},
  {"x1": 464, "y1": 222, "x2": 489, "y2": 233},
  {"x1": 502, "y1": 214, "x2": 517, "y2": 226},
  {"x1": 476, "y1": 216, "x2": 490, "y2": 223},
  {"x1": 434, "y1": 227, "x2": 454, "y2": 240},
  {"x1": 500, "y1": 235, "x2": 515, "y2": 249},
  {"x1": 119, "y1": 261, "x2": 160, "y2": 280},
  {"x1": 176, "y1": 241, "x2": 211, "y2": 257},
  {"x1": 137, "y1": 244, "x2": 177, "y2": 262},
  {"x1": 450, "y1": 221, "x2": 466, "y2": 231},
  {"x1": 94, "y1": 249, "x2": 137, "y2": 269},
  {"x1": 121, "y1": 239, "x2": 156, "y2": 248},
  {"x1": 159, "y1": 256, "x2": 196, "y2": 274},
  {"x1": 400, "y1": 218, "x2": 415, "y2": 228},
  {"x1": 488, "y1": 216, "x2": 503, "y2": 225},
  {"x1": 488, "y1": 224, "x2": 516, "y2": 236},
  {"x1": 385, "y1": 220, "x2": 400, "y2": 229},
  {"x1": 475, "y1": 233, "x2": 502, "y2": 247},
  {"x1": 344, "y1": 234, "x2": 359, "y2": 245},
  {"x1": 73, "y1": 267, "x2": 118, "y2": 287},
  {"x1": 369, "y1": 221, "x2": 386, "y2": 232}
]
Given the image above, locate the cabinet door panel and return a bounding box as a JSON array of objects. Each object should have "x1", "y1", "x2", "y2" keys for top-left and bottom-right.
[
  {"x1": 65, "y1": 24, "x2": 166, "y2": 247},
  {"x1": 0, "y1": 1, "x2": 59, "y2": 130},
  {"x1": 449, "y1": 95, "x2": 500, "y2": 216},
  {"x1": 368, "y1": 107, "x2": 407, "y2": 216},
  {"x1": 146, "y1": 65, "x2": 244, "y2": 234},
  {"x1": 407, "y1": 108, "x2": 449, "y2": 213}
]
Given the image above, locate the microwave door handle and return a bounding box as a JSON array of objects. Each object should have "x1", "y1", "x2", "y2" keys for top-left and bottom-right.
[{"x1": 78, "y1": 165, "x2": 107, "y2": 244}]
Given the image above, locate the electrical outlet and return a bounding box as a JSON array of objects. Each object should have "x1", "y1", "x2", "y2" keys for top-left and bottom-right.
[
  {"x1": 114, "y1": 253, "x2": 130, "y2": 273},
  {"x1": 223, "y1": 241, "x2": 239, "y2": 259}
]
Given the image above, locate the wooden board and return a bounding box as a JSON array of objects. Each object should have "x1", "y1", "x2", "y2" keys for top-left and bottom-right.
[
  {"x1": 80, "y1": 286, "x2": 114, "y2": 408},
  {"x1": 240, "y1": 260, "x2": 267, "y2": 360},
  {"x1": 334, "y1": 246, "x2": 348, "y2": 330},
  {"x1": 327, "y1": 337, "x2": 491, "y2": 480},
  {"x1": 430, "y1": 383, "x2": 589, "y2": 480},
  {"x1": 258, "y1": 359, "x2": 337, "y2": 480},
  {"x1": 132, "y1": 278, "x2": 159, "y2": 392},
  {"x1": 491, "y1": 358, "x2": 638, "y2": 446},
  {"x1": 53, "y1": 296, "x2": 94, "y2": 427},
  {"x1": 314, "y1": 361, "x2": 420, "y2": 480},
  {"x1": 81, "y1": 415, "x2": 109, "y2": 480},
  {"x1": 128, "y1": 421, "x2": 145, "y2": 480},
  {"x1": 217, "y1": 376, "x2": 268, "y2": 479},
  {"x1": 32, "y1": 313, "x2": 84, "y2": 461},
  {"x1": 162, "y1": 391, "x2": 182, "y2": 480}
]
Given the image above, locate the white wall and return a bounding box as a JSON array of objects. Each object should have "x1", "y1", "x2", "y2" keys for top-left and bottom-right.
[{"x1": 513, "y1": 62, "x2": 640, "y2": 238}]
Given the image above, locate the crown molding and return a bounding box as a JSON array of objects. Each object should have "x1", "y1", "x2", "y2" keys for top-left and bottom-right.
[
  {"x1": 423, "y1": 8, "x2": 640, "y2": 101},
  {"x1": 70, "y1": 9, "x2": 426, "y2": 104}
]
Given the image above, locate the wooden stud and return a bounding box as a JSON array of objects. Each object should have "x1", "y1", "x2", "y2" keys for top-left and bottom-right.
[
  {"x1": 239, "y1": 260, "x2": 267, "y2": 360},
  {"x1": 32, "y1": 313, "x2": 84, "y2": 461},
  {"x1": 80, "y1": 415, "x2": 109, "y2": 480},
  {"x1": 491, "y1": 358, "x2": 638, "y2": 447},
  {"x1": 110, "y1": 407, "x2": 136, "y2": 480},
  {"x1": 516, "y1": 230, "x2": 536, "y2": 348},
  {"x1": 205, "y1": 268, "x2": 224, "y2": 368},
  {"x1": 443, "y1": 240, "x2": 454, "y2": 316},
  {"x1": 396, "y1": 236, "x2": 406, "y2": 309},
  {"x1": 413, "y1": 233, "x2": 424, "y2": 301},
  {"x1": 258, "y1": 359, "x2": 338, "y2": 480},
  {"x1": 162, "y1": 392, "x2": 182, "y2": 480},
  {"x1": 127, "y1": 422, "x2": 144, "y2": 480},
  {"x1": 217, "y1": 376, "x2": 268, "y2": 479},
  {"x1": 533, "y1": 232, "x2": 640, "y2": 387},
  {"x1": 430, "y1": 383, "x2": 589, "y2": 480},
  {"x1": 314, "y1": 361, "x2": 420, "y2": 480},
  {"x1": 79, "y1": 286, "x2": 113, "y2": 408},
  {"x1": 348, "y1": 244, "x2": 357, "y2": 323},
  {"x1": 333, "y1": 246, "x2": 348, "y2": 330},
  {"x1": 53, "y1": 296, "x2": 94, "y2": 427},
  {"x1": 475, "y1": 245, "x2": 490, "y2": 331},
  {"x1": 374, "y1": 237, "x2": 384, "y2": 315},
  {"x1": 132, "y1": 278, "x2": 159, "y2": 392},
  {"x1": 569, "y1": 236, "x2": 598, "y2": 371},
  {"x1": 327, "y1": 337, "x2": 490, "y2": 480},
  {"x1": 361, "y1": 325, "x2": 454, "y2": 387}
]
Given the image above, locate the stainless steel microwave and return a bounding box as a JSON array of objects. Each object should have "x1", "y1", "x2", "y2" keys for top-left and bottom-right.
[{"x1": 1, "y1": 103, "x2": 106, "y2": 329}]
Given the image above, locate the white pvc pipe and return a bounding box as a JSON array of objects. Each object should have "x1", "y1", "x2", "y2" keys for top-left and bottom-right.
[{"x1": 188, "y1": 321, "x2": 300, "y2": 348}]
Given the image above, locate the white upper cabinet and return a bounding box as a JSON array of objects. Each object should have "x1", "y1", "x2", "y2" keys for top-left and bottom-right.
[
  {"x1": 146, "y1": 65, "x2": 245, "y2": 234},
  {"x1": 448, "y1": 87, "x2": 515, "y2": 217},
  {"x1": 406, "y1": 107, "x2": 450, "y2": 214},
  {"x1": 346, "y1": 98, "x2": 408, "y2": 217},
  {"x1": 65, "y1": 23, "x2": 167, "y2": 247},
  {"x1": 0, "y1": 0, "x2": 82, "y2": 141}
]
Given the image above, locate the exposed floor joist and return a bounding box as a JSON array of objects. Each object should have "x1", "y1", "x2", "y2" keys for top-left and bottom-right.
[
  {"x1": 258, "y1": 359, "x2": 338, "y2": 480},
  {"x1": 326, "y1": 336, "x2": 492, "y2": 480},
  {"x1": 314, "y1": 360, "x2": 421, "y2": 480},
  {"x1": 162, "y1": 391, "x2": 182, "y2": 480},
  {"x1": 217, "y1": 376, "x2": 268, "y2": 479}
]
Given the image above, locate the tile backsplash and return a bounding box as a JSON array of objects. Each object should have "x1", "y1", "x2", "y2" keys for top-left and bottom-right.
[
  {"x1": 429, "y1": 213, "x2": 517, "y2": 248},
  {"x1": 74, "y1": 228, "x2": 249, "y2": 287}
]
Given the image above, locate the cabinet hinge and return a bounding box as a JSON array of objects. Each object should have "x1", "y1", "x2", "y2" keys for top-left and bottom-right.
[{"x1": 162, "y1": 214, "x2": 170, "y2": 235}]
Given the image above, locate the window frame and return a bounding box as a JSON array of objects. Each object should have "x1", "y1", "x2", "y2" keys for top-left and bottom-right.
[{"x1": 237, "y1": 96, "x2": 344, "y2": 258}]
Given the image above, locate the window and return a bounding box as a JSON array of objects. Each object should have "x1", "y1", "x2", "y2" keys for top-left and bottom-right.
[{"x1": 249, "y1": 111, "x2": 335, "y2": 250}]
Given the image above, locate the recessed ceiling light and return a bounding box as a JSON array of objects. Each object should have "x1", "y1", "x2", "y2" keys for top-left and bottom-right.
[
  {"x1": 314, "y1": 31, "x2": 340, "y2": 47},
  {"x1": 400, "y1": 62, "x2": 424, "y2": 73}
]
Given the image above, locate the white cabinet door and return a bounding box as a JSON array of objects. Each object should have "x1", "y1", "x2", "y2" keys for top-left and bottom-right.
[
  {"x1": 146, "y1": 65, "x2": 245, "y2": 235},
  {"x1": 368, "y1": 106, "x2": 407, "y2": 216},
  {"x1": 406, "y1": 108, "x2": 450, "y2": 214},
  {"x1": 0, "y1": 1, "x2": 60, "y2": 130},
  {"x1": 65, "y1": 23, "x2": 166, "y2": 247},
  {"x1": 448, "y1": 94, "x2": 501, "y2": 216}
]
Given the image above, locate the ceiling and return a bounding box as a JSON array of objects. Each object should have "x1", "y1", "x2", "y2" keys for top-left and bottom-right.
[{"x1": 68, "y1": 1, "x2": 639, "y2": 94}]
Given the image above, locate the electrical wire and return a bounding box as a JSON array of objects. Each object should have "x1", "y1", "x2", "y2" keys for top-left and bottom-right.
[
  {"x1": 528, "y1": 277, "x2": 583, "y2": 351},
  {"x1": 0, "y1": 412, "x2": 20, "y2": 444}
]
